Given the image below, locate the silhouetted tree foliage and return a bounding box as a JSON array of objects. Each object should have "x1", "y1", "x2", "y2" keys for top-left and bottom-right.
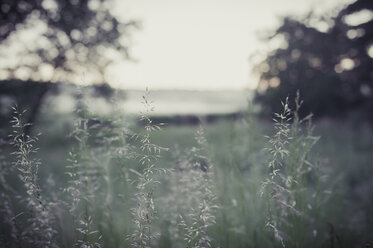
[
  {"x1": 0, "y1": 0, "x2": 134, "y2": 135},
  {"x1": 0, "y1": 79, "x2": 116, "y2": 137},
  {"x1": 0, "y1": 0, "x2": 138, "y2": 81},
  {"x1": 254, "y1": 0, "x2": 373, "y2": 122},
  {"x1": 0, "y1": 80, "x2": 57, "y2": 137}
]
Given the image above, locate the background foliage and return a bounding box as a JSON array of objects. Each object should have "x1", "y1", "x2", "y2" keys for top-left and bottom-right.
[{"x1": 254, "y1": 0, "x2": 373, "y2": 122}]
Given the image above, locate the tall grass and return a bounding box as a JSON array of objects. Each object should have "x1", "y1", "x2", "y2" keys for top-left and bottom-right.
[
  {"x1": 260, "y1": 94, "x2": 321, "y2": 247},
  {"x1": 0, "y1": 91, "x2": 371, "y2": 247},
  {"x1": 164, "y1": 126, "x2": 218, "y2": 248},
  {"x1": 129, "y1": 89, "x2": 169, "y2": 247},
  {"x1": 64, "y1": 97, "x2": 103, "y2": 248},
  {"x1": 7, "y1": 106, "x2": 57, "y2": 247}
]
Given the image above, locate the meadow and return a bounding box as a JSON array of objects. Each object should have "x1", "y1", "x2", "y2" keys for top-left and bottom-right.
[{"x1": 1, "y1": 90, "x2": 373, "y2": 248}]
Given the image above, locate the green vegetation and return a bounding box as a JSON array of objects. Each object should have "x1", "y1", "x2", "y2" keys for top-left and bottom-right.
[
  {"x1": 254, "y1": 0, "x2": 373, "y2": 123},
  {"x1": 0, "y1": 92, "x2": 372, "y2": 247}
]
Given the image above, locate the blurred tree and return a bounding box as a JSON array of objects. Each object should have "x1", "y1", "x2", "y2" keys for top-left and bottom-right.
[
  {"x1": 0, "y1": 0, "x2": 137, "y2": 135},
  {"x1": 0, "y1": 0, "x2": 138, "y2": 82},
  {"x1": 254, "y1": 0, "x2": 373, "y2": 122},
  {"x1": 0, "y1": 80, "x2": 56, "y2": 136}
]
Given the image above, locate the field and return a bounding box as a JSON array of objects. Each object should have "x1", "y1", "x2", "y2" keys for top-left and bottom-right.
[{"x1": 1, "y1": 91, "x2": 373, "y2": 248}]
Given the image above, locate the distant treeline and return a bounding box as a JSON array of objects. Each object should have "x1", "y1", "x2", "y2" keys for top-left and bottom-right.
[
  {"x1": 0, "y1": 80, "x2": 115, "y2": 137},
  {"x1": 137, "y1": 112, "x2": 244, "y2": 126},
  {"x1": 0, "y1": 80, "x2": 246, "y2": 138},
  {"x1": 254, "y1": 0, "x2": 373, "y2": 124}
]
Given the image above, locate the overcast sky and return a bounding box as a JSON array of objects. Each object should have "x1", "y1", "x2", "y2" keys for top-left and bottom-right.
[{"x1": 106, "y1": 0, "x2": 353, "y2": 90}]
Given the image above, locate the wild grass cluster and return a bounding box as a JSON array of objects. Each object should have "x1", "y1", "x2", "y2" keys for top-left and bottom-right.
[{"x1": 0, "y1": 90, "x2": 372, "y2": 247}]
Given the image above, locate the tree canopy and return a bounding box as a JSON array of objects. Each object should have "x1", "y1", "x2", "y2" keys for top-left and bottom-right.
[
  {"x1": 254, "y1": 0, "x2": 373, "y2": 122},
  {"x1": 0, "y1": 0, "x2": 138, "y2": 83}
]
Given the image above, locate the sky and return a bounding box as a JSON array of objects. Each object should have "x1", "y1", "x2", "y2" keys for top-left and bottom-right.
[{"x1": 105, "y1": 0, "x2": 353, "y2": 91}]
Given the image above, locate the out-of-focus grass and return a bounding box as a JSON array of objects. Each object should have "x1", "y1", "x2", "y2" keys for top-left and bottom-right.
[{"x1": 2, "y1": 100, "x2": 373, "y2": 247}]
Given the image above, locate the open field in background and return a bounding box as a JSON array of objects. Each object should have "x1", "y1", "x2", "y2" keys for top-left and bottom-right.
[{"x1": 1, "y1": 90, "x2": 373, "y2": 247}]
